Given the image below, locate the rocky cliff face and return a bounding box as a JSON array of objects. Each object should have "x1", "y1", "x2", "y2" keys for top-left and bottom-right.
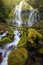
[{"x1": 26, "y1": 0, "x2": 43, "y2": 20}]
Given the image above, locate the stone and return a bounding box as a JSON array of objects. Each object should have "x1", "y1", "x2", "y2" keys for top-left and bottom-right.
[{"x1": 0, "y1": 52, "x2": 2, "y2": 63}]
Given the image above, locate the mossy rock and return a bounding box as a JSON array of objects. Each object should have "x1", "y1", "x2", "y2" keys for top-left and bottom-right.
[
  {"x1": 22, "y1": 14, "x2": 29, "y2": 23},
  {"x1": 6, "y1": 31, "x2": 15, "y2": 37},
  {"x1": 6, "y1": 31, "x2": 15, "y2": 40},
  {"x1": 27, "y1": 28, "x2": 42, "y2": 47},
  {"x1": 0, "y1": 32, "x2": 15, "y2": 46},
  {"x1": 0, "y1": 31, "x2": 3, "y2": 35},
  {"x1": 28, "y1": 28, "x2": 42, "y2": 42},
  {"x1": 8, "y1": 48, "x2": 28, "y2": 65},
  {"x1": 0, "y1": 37, "x2": 12, "y2": 46},
  {"x1": 22, "y1": 1, "x2": 32, "y2": 12},
  {"x1": 0, "y1": 23, "x2": 15, "y2": 47},
  {"x1": 17, "y1": 37, "x2": 27, "y2": 48},
  {"x1": 18, "y1": 28, "x2": 42, "y2": 48},
  {"x1": 38, "y1": 48, "x2": 43, "y2": 54},
  {"x1": 19, "y1": 27, "x2": 27, "y2": 36},
  {"x1": 21, "y1": 1, "x2": 33, "y2": 22},
  {"x1": 32, "y1": 21, "x2": 43, "y2": 37}
]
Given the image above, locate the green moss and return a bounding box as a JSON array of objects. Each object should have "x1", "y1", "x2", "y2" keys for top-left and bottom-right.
[
  {"x1": 0, "y1": 31, "x2": 3, "y2": 35},
  {"x1": 8, "y1": 48, "x2": 28, "y2": 65},
  {"x1": 32, "y1": 21, "x2": 43, "y2": 38},
  {"x1": 28, "y1": 28, "x2": 42, "y2": 46},
  {"x1": 6, "y1": 31, "x2": 15, "y2": 40},
  {"x1": 22, "y1": 15, "x2": 29, "y2": 22},
  {"x1": 38, "y1": 48, "x2": 43, "y2": 54},
  {"x1": 0, "y1": 31, "x2": 15, "y2": 47},
  {"x1": 17, "y1": 37, "x2": 27, "y2": 48},
  {"x1": 28, "y1": 28, "x2": 42, "y2": 40},
  {"x1": 19, "y1": 27, "x2": 27, "y2": 37},
  {"x1": 0, "y1": 23, "x2": 15, "y2": 47},
  {"x1": 22, "y1": 2, "x2": 31, "y2": 12},
  {"x1": 0, "y1": 37, "x2": 12, "y2": 46},
  {"x1": 21, "y1": 2, "x2": 32, "y2": 23},
  {"x1": 18, "y1": 28, "x2": 42, "y2": 48},
  {"x1": 6, "y1": 31, "x2": 15, "y2": 37}
]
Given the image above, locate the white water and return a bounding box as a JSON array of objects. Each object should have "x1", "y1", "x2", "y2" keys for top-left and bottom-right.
[
  {"x1": 0, "y1": 29, "x2": 20, "y2": 65},
  {"x1": 14, "y1": 1, "x2": 39, "y2": 27},
  {"x1": 14, "y1": 1, "x2": 23, "y2": 27},
  {"x1": 27, "y1": 10, "x2": 38, "y2": 27},
  {"x1": 0, "y1": 31, "x2": 8, "y2": 40}
]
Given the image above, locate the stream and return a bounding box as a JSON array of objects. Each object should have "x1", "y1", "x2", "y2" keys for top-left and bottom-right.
[{"x1": 0, "y1": 29, "x2": 20, "y2": 65}]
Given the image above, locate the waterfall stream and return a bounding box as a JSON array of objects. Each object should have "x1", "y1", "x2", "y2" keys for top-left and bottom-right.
[
  {"x1": 0, "y1": 0, "x2": 40, "y2": 65},
  {"x1": 14, "y1": 0, "x2": 39, "y2": 27}
]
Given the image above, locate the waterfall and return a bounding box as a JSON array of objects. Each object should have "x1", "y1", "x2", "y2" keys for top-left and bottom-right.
[
  {"x1": 0, "y1": 31, "x2": 8, "y2": 40},
  {"x1": 27, "y1": 10, "x2": 40, "y2": 27},
  {"x1": 0, "y1": 0, "x2": 40, "y2": 65},
  {"x1": 14, "y1": 1, "x2": 23, "y2": 27},
  {"x1": 14, "y1": 1, "x2": 39, "y2": 27}
]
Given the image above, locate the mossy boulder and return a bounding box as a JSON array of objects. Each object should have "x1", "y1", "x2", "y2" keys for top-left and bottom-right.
[
  {"x1": 28, "y1": 28, "x2": 42, "y2": 45},
  {"x1": 8, "y1": 48, "x2": 28, "y2": 65},
  {"x1": 0, "y1": 32, "x2": 15, "y2": 46},
  {"x1": 32, "y1": 21, "x2": 43, "y2": 37},
  {"x1": 0, "y1": 37, "x2": 12, "y2": 46},
  {"x1": 6, "y1": 31, "x2": 15, "y2": 40},
  {"x1": 28, "y1": 28, "x2": 42, "y2": 39},
  {"x1": 0, "y1": 23, "x2": 15, "y2": 47},
  {"x1": 38, "y1": 48, "x2": 43, "y2": 54},
  {"x1": 17, "y1": 37, "x2": 27, "y2": 48}
]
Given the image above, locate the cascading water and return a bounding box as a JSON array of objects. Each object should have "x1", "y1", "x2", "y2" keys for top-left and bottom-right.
[
  {"x1": 27, "y1": 10, "x2": 40, "y2": 27},
  {"x1": 0, "y1": 0, "x2": 40, "y2": 65},
  {"x1": 14, "y1": 1, "x2": 40, "y2": 27},
  {"x1": 14, "y1": 1, "x2": 23, "y2": 27},
  {"x1": 0, "y1": 31, "x2": 8, "y2": 40},
  {"x1": 0, "y1": 29, "x2": 20, "y2": 65}
]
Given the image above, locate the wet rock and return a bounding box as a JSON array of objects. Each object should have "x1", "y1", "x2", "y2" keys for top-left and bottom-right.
[
  {"x1": 0, "y1": 52, "x2": 2, "y2": 63},
  {"x1": 19, "y1": 35, "x2": 21, "y2": 37},
  {"x1": 26, "y1": 57, "x2": 35, "y2": 65}
]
